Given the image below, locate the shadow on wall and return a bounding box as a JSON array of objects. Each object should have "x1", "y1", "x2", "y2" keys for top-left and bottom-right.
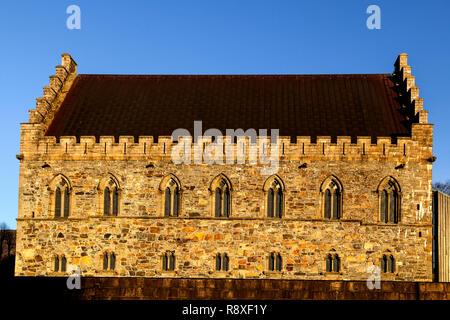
[{"x1": 0, "y1": 256, "x2": 73, "y2": 302}]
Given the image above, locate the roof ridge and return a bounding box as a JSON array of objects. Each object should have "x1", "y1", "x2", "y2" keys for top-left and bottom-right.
[{"x1": 77, "y1": 73, "x2": 391, "y2": 78}]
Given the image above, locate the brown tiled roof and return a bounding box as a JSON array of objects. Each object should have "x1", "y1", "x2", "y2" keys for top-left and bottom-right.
[{"x1": 45, "y1": 74, "x2": 409, "y2": 141}]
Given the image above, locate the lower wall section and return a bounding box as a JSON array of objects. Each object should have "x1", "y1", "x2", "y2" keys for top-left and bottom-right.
[
  {"x1": 15, "y1": 218, "x2": 433, "y2": 281},
  {"x1": 66, "y1": 277, "x2": 449, "y2": 300}
]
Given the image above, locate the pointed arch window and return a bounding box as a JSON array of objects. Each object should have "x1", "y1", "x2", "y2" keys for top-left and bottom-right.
[
  {"x1": 54, "y1": 255, "x2": 60, "y2": 272},
  {"x1": 267, "y1": 189, "x2": 274, "y2": 217},
  {"x1": 163, "y1": 251, "x2": 175, "y2": 271},
  {"x1": 61, "y1": 256, "x2": 67, "y2": 272},
  {"x1": 264, "y1": 176, "x2": 284, "y2": 218},
  {"x1": 381, "y1": 255, "x2": 388, "y2": 273},
  {"x1": 212, "y1": 176, "x2": 231, "y2": 217},
  {"x1": 52, "y1": 176, "x2": 70, "y2": 218},
  {"x1": 104, "y1": 187, "x2": 110, "y2": 215},
  {"x1": 326, "y1": 253, "x2": 340, "y2": 272},
  {"x1": 379, "y1": 178, "x2": 400, "y2": 224},
  {"x1": 381, "y1": 254, "x2": 395, "y2": 273},
  {"x1": 388, "y1": 255, "x2": 395, "y2": 273},
  {"x1": 63, "y1": 187, "x2": 70, "y2": 218},
  {"x1": 322, "y1": 178, "x2": 342, "y2": 220},
  {"x1": 223, "y1": 254, "x2": 229, "y2": 272},
  {"x1": 54, "y1": 255, "x2": 67, "y2": 272},
  {"x1": 103, "y1": 252, "x2": 109, "y2": 270},
  {"x1": 333, "y1": 254, "x2": 341, "y2": 273},
  {"x1": 215, "y1": 253, "x2": 222, "y2": 271},
  {"x1": 103, "y1": 252, "x2": 116, "y2": 271},
  {"x1": 326, "y1": 254, "x2": 333, "y2": 272},
  {"x1": 267, "y1": 180, "x2": 284, "y2": 218},
  {"x1": 276, "y1": 253, "x2": 282, "y2": 271},
  {"x1": 112, "y1": 187, "x2": 119, "y2": 216},
  {"x1": 55, "y1": 187, "x2": 62, "y2": 218},
  {"x1": 163, "y1": 178, "x2": 181, "y2": 217},
  {"x1": 215, "y1": 253, "x2": 230, "y2": 271},
  {"x1": 268, "y1": 252, "x2": 282, "y2": 272},
  {"x1": 102, "y1": 177, "x2": 120, "y2": 216},
  {"x1": 110, "y1": 253, "x2": 116, "y2": 270}
]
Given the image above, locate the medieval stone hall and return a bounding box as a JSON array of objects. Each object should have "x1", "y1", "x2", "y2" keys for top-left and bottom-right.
[{"x1": 16, "y1": 53, "x2": 434, "y2": 282}]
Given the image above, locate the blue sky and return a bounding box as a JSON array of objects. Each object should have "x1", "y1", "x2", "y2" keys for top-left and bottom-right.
[{"x1": 0, "y1": 0, "x2": 448, "y2": 228}]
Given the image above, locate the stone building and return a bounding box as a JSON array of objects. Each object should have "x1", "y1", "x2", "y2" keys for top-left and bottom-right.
[{"x1": 15, "y1": 53, "x2": 434, "y2": 282}]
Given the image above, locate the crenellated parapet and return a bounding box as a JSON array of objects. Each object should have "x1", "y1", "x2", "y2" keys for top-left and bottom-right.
[
  {"x1": 23, "y1": 134, "x2": 423, "y2": 163},
  {"x1": 28, "y1": 53, "x2": 77, "y2": 130},
  {"x1": 392, "y1": 53, "x2": 428, "y2": 124}
]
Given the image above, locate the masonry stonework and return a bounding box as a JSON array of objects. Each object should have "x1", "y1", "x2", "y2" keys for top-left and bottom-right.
[{"x1": 15, "y1": 54, "x2": 434, "y2": 282}]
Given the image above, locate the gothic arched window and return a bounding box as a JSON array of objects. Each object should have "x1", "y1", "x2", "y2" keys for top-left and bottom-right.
[
  {"x1": 326, "y1": 254, "x2": 332, "y2": 272},
  {"x1": 163, "y1": 251, "x2": 175, "y2": 271},
  {"x1": 160, "y1": 175, "x2": 181, "y2": 217},
  {"x1": 215, "y1": 253, "x2": 222, "y2": 271},
  {"x1": 223, "y1": 253, "x2": 229, "y2": 271},
  {"x1": 268, "y1": 252, "x2": 282, "y2": 272},
  {"x1": 112, "y1": 187, "x2": 119, "y2": 216},
  {"x1": 103, "y1": 252, "x2": 109, "y2": 270},
  {"x1": 276, "y1": 253, "x2": 283, "y2": 271},
  {"x1": 102, "y1": 252, "x2": 116, "y2": 270},
  {"x1": 103, "y1": 178, "x2": 119, "y2": 216},
  {"x1": 264, "y1": 175, "x2": 285, "y2": 218},
  {"x1": 379, "y1": 178, "x2": 400, "y2": 224},
  {"x1": 55, "y1": 187, "x2": 61, "y2": 218},
  {"x1": 268, "y1": 253, "x2": 275, "y2": 271},
  {"x1": 110, "y1": 253, "x2": 116, "y2": 270},
  {"x1": 326, "y1": 253, "x2": 340, "y2": 272},
  {"x1": 381, "y1": 255, "x2": 388, "y2": 273},
  {"x1": 215, "y1": 253, "x2": 230, "y2": 271},
  {"x1": 104, "y1": 187, "x2": 110, "y2": 216},
  {"x1": 388, "y1": 255, "x2": 395, "y2": 273},
  {"x1": 52, "y1": 175, "x2": 71, "y2": 218},
  {"x1": 211, "y1": 175, "x2": 232, "y2": 217},
  {"x1": 54, "y1": 256, "x2": 60, "y2": 272},
  {"x1": 61, "y1": 256, "x2": 67, "y2": 272},
  {"x1": 333, "y1": 254, "x2": 340, "y2": 273},
  {"x1": 321, "y1": 177, "x2": 342, "y2": 220},
  {"x1": 381, "y1": 254, "x2": 395, "y2": 273},
  {"x1": 54, "y1": 255, "x2": 67, "y2": 272}
]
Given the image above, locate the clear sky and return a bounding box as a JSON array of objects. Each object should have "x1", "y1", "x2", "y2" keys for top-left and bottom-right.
[{"x1": 0, "y1": 0, "x2": 448, "y2": 229}]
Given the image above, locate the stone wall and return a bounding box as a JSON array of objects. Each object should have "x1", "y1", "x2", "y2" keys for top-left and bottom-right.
[
  {"x1": 15, "y1": 152, "x2": 433, "y2": 281},
  {"x1": 71, "y1": 278, "x2": 450, "y2": 300},
  {"x1": 15, "y1": 53, "x2": 434, "y2": 282}
]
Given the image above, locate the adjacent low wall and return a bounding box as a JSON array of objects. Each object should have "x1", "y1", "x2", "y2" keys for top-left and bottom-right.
[{"x1": 67, "y1": 277, "x2": 450, "y2": 300}]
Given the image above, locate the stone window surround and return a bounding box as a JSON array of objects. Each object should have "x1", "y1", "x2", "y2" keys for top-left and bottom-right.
[
  {"x1": 48, "y1": 174, "x2": 72, "y2": 218},
  {"x1": 40, "y1": 250, "x2": 404, "y2": 278},
  {"x1": 100, "y1": 251, "x2": 117, "y2": 274},
  {"x1": 209, "y1": 174, "x2": 232, "y2": 218},
  {"x1": 262, "y1": 174, "x2": 285, "y2": 219},
  {"x1": 325, "y1": 252, "x2": 342, "y2": 274},
  {"x1": 320, "y1": 175, "x2": 343, "y2": 220},
  {"x1": 267, "y1": 252, "x2": 283, "y2": 272},
  {"x1": 213, "y1": 252, "x2": 230, "y2": 273},
  {"x1": 42, "y1": 173, "x2": 407, "y2": 225},
  {"x1": 161, "y1": 250, "x2": 176, "y2": 272},
  {"x1": 377, "y1": 176, "x2": 402, "y2": 224},
  {"x1": 97, "y1": 174, "x2": 121, "y2": 216},
  {"x1": 158, "y1": 174, "x2": 182, "y2": 217},
  {"x1": 380, "y1": 251, "x2": 397, "y2": 275},
  {"x1": 52, "y1": 254, "x2": 67, "y2": 274}
]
